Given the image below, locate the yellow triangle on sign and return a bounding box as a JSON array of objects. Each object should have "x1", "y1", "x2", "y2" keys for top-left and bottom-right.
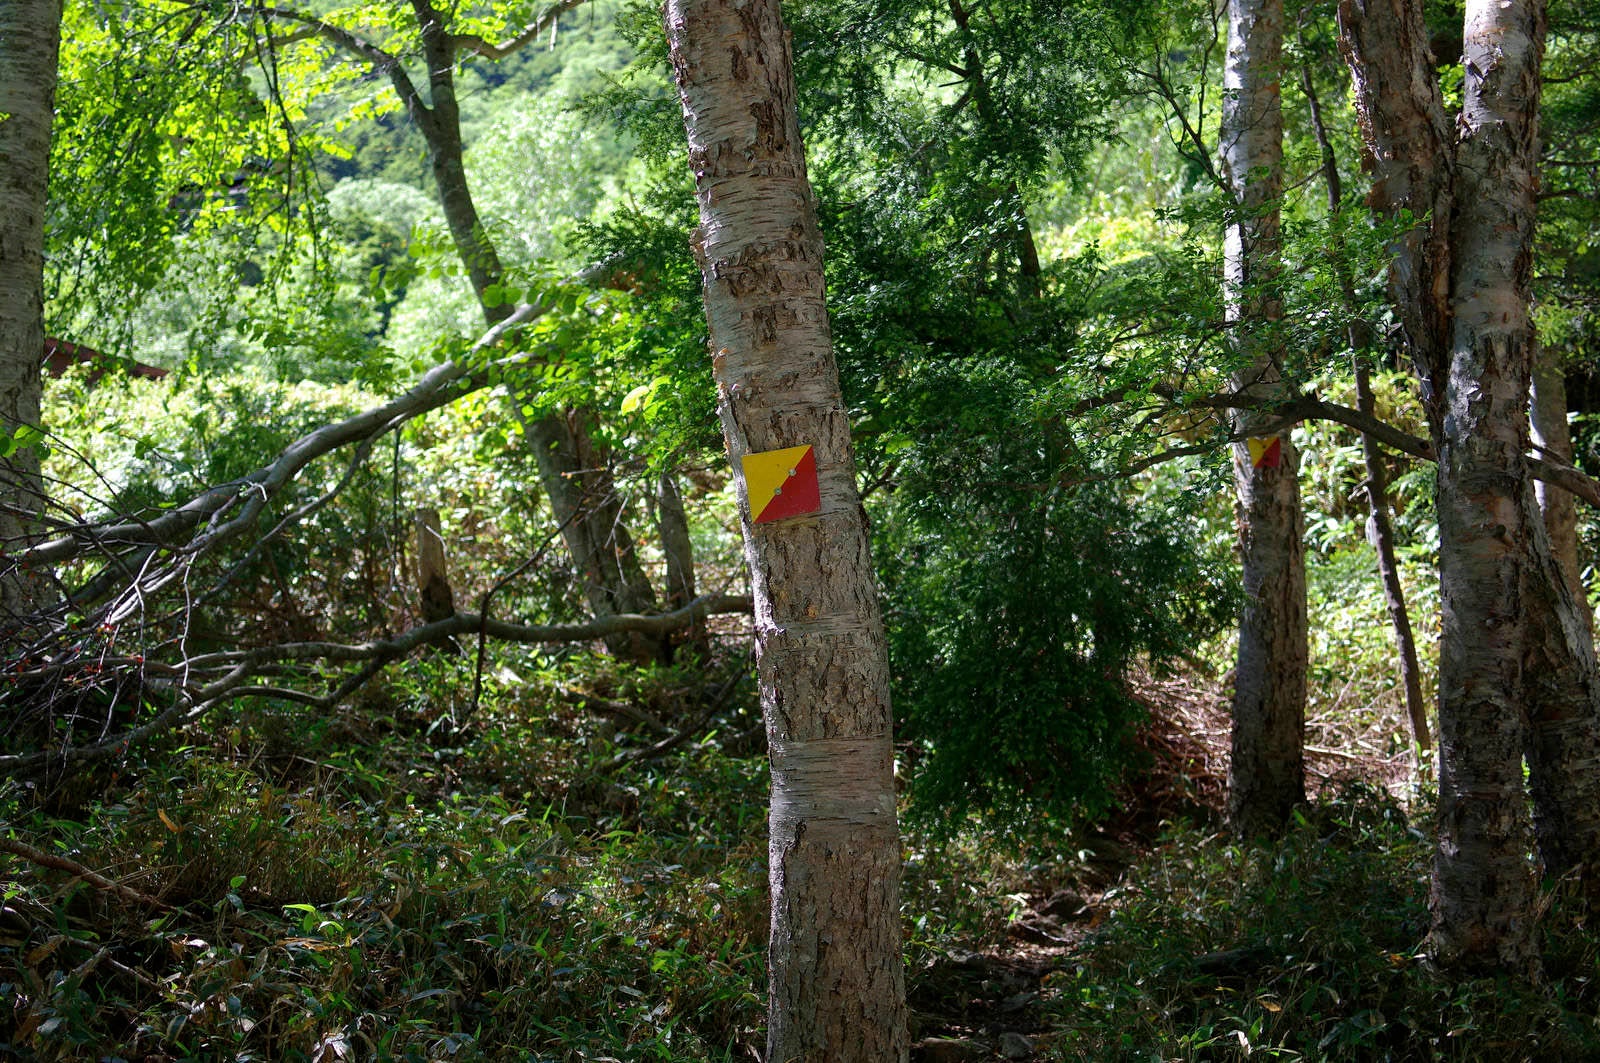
[
  {"x1": 742, "y1": 445, "x2": 812, "y2": 521},
  {"x1": 1246, "y1": 436, "x2": 1281, "y2": 468}
]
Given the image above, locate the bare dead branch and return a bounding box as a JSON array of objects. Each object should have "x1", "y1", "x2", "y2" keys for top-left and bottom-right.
[
  {"x1": 0, "y1": 836, "x2": 170, "y2": 910},
  {"x1": 25, "y1": 300, "x2": 550, "y2": 571}
]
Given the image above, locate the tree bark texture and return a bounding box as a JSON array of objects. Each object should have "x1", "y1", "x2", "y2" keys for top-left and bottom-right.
[
  {"x1": 1337, "y1": 0, "x2": 1600, "y2": 974},
  {"x1": 414, "y1": 506, "x2": 456, "y2": 624},
  {"x1": 664, "y1": 2, "x2": 908, "y2": 1059},
  {"x1": 1428, "y1": 0, "x2": 1547, "y2": 973},
  {"x1": 1221, "y1": 0, "x2": 1308, "y2": 837},
  {"x1": 0, "y1": 0, "x2": 62, "y2": 624},
  {"x1": 1521, "y1": 342, "x2": 1600, "y2": 884},
  {"x1": 1337, "y1": 0, "x2": 1456, "y2": 425}
]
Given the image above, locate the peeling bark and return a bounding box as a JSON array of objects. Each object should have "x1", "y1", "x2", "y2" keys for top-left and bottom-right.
[
  {"x1": 665, "y1": 1, "x2": 908, "y2": 1058},
  {"x1": 1338, "y1": 0, "x2": 1456, "y2": 424},
  {"x1": 1336, "y1": 0, "x2": 1600, "y2": 976},
  {"x1": 1221, "y1": 0, "x2": 1307, "y2": 837},
  {"x1": 0, "y1": 0, "x2": 63, "y2": 624}
]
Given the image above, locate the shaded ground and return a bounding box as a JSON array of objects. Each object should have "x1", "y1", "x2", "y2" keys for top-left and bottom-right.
[{"x1": 907, "y1": 670, "x2": 1418, "y2": 1062}]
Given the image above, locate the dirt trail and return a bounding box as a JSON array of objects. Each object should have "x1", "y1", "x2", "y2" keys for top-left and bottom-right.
[{"x1": 906, "y1": 670, "x2": 1417, "y2": 1062}]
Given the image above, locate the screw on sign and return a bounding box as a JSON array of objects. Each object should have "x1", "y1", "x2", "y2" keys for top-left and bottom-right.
[
  {"x1": 741, "y1": 445, "x2": 821, "y2": 523},
  {"x1": 1247, "y1": 436, "x2": 1282, "y2": 470}
]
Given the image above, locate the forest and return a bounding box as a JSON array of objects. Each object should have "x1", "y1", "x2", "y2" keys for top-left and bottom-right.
[{"x1": 2, "y1": 0, "x2": 1599, "y2": 1058}]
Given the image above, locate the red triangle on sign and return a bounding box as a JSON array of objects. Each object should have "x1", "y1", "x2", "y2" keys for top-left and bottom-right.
[
  {"x1": 1251, "y1": 436, "x2": 1282, "y2": 469},
  {"x1": 753, "y1": 446, "x2": 820, "y2": 523}
]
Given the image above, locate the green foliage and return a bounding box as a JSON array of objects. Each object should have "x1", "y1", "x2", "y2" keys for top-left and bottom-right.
[
  {"x1": 1047, "y1": 789, "x2": 1600, "y2": 1059},
  {"x1": 2, "y1": 625, "x2": 769, "y2": 1058},
  {"x1": 0, "y1": 715, "x2": 770, "y2": 1060},
  {"x1": 878, "y1": 360, "x2": 1236, "y2": 834}
]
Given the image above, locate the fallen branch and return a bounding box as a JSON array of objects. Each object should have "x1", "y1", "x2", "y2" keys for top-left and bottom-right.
[
  {"x1": 0, "y1": 594, "x2": 753, "y2": 774},
  {"x1": 176, "y1": 593, "x2": 754, "y2": 675},
  {"x1": 24, "y1": 300, "x2": 550, "y2": 571},
  {"x1": 0, "y1": 836, "x2": 170, "y2": 910}
]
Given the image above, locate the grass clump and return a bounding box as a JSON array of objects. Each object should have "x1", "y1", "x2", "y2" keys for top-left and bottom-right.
[{"x1": 1044, "y1": 784, "x2": 1600, "y2": 1061}]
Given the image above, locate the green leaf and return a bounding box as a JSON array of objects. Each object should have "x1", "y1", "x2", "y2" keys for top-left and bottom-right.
[{"x1": 620, "y1": 383, "x2": 653, "y2": 415}]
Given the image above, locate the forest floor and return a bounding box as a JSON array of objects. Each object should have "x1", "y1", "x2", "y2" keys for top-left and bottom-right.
[
  {"x1": 7, "y1": 663, "x2": 1593, "y2": 1062},
  {"x1": 908, "y1": 670, "x2": 1423, "y2": 1062}
]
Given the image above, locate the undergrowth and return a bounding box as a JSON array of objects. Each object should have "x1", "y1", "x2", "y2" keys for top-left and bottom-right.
[
  {"x1": 1, "y1": 658, "x2": 771, "y2": 1062},
  {"x1": 9, "y1": 669, "x2": 1600, "y2": 1062},
  {"x1": 1044, "y1": 784, "x2": 1600, "y2": 1061}
]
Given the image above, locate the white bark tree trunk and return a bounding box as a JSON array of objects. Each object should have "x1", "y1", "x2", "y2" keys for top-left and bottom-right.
[
  {"x1": 1340, "y1": 0, "x2": 1600, "y2": 973},
  {"x1": 1221, "y1": 0, "x2": 1308, "y2": 837},
  {"x1": 664, "y1": 1, "x2": 908, "y2": 1058},
  {"x1": 0, "y1": 0, "x2": 63, "y2": 625},
  {"x1": 1427, "y1": 0, "x2": 1549, "y2": 973}
]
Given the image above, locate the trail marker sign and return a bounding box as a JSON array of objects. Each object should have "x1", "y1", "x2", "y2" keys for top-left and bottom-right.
[
  {"x1": 1247, "y1": 436, "x2": 1282, "y2": 470},
  {"x1": 742, "y1": 445, "x2": 820, "y2": 523}
]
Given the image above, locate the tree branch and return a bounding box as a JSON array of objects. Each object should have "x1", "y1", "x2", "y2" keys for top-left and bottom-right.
[
  {"x1": 0, "y1": 836, "x2": 170, "y2": 910},
  {"x1": 250, "y1": 4, "x2": 435, "y2": 131},
  {"x1": 1072, "y1": 382, "x2": 1600, "y2": 508},
  {"x1": 24, "y1": 300, "x2": 551, "y2": 570},
  {"x1": 450, "y1": 0, "x2": 591, "y2": 61}
]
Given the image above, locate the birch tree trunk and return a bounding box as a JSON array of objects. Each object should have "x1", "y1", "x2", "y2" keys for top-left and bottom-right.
[
  {"x1": 0, "y1": 0, "x2": 63, "y2": 625},
  {"x1": 664, "y1": 1, "x2": 908, "y2": 1058},
  {"x1": 1341, "y1": 0, "x2": 1600, "y2": 971},
  {"x1": 1221, "y1": 0, "x2": 1307, "y2": 838},
  {"x1": 1427, "y1": 0, "x2": 1549, "y2": 972}
]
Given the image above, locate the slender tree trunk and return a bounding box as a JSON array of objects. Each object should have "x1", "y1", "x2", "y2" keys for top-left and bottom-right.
[
  {"x1": 408, "y1": 0, "x2": 663, "y2": 658},
  {"x1": 1532, "y1": 342, "x2": 1589, "y2": 624},
  {"x1": 1520, "y1": 344, "x2": 1600, "y2": 888},
  {"x1": 655, "y1": 469, "x2": 707, "y2": 660},
  {"x1": 1355, "y1": 361, "x2": 1432, "y2": 751},
  {"x1": 1522, "y1": 512, "x2": 1600, "y2": 887},
  {"x1": 1299, "y1": 51, "x2": 1432, "y2": 754},
  {"x1": 656, "y1": 471, "x2": 696, "y2": 612},
  {"x1": 665, "y1": 1, "x2": 908, "y2": 1058},
  {"x1": 0, "y1": 0, "x2": 63, "y2": 626},
  {"x1": 1221, "y1": 0, "x2": 1307, "y2": 838}
]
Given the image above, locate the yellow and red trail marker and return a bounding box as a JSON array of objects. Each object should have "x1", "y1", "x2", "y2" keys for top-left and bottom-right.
[
  {"x1": 742, "y1": 445, "x2": 821, "y2": 523},
  {"x1": 1247, "y1": 436, "x2": 1282, "y2": 469}
]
